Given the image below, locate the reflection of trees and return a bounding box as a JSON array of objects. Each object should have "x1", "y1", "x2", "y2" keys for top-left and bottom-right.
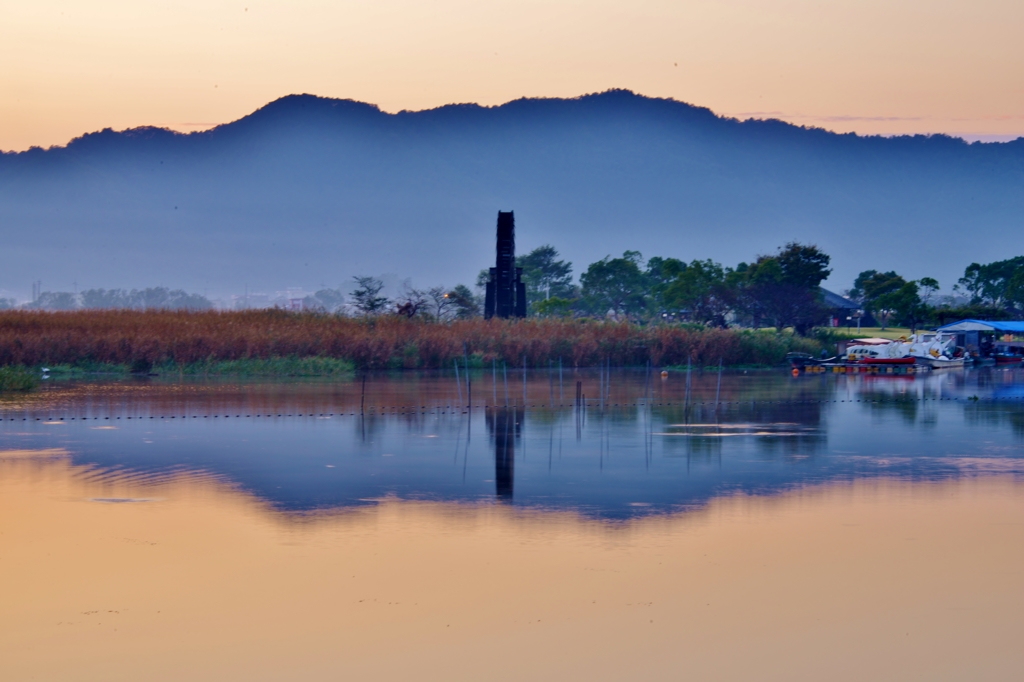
[
  {"x1": 660, "y1": 372, "x2": 838, "y2": 405},
  {"x1": 855, "y1": 390, "x2": 922, "y2": 424},
  {"x1": 964, "y1": 404, "x2": 1024, "y2": 439},
  {"x1": 525, "y1": 407, "x2": 574, "y2": 427},
  {"x1": 657, "y1": 401, "x2": 825, "y2": 463},
  {"x1": 486, "y1": 407, "x2": 523, "y2": 500},
  {"x1": 19, "y1": 368, "x2": 852, "y2": 420}
]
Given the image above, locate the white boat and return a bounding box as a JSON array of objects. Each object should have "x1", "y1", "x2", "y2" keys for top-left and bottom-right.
[
  {"x1": 845, "y1": 338, "x2": 915, "y2": 364},
  {"x1": 844, "y1": 333, "x2": 968, "y2": 368},
  {"x1": 919, "y1": 356, "x2": 967, "y2": 369},
  {"x1": 905, "y1": 332, "x2": 967, "y2": 368}
]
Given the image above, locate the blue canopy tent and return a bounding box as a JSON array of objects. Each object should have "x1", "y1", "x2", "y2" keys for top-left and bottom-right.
[
  {"x1": 936, "y1": 320, "x2": 1024, "y2": 333},
  {"x1": 936, "y1": 320, "x2": 1024, "y2": 359}
]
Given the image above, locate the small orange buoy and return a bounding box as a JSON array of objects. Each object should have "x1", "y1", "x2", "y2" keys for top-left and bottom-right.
[
  {"x1": 792, "y1": 368, "x2": 800, "y2": 377},
  {"x1": 660, "y1": 370, "x2": 668, "y2": 379}
]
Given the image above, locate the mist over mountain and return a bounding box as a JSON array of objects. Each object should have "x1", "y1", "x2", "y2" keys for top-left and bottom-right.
[{"x1": 2, "y1": 89, "x2": 1022, "y2": 301}]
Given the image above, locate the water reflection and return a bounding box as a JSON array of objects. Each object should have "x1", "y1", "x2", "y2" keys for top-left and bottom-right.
[
  {"x1": 486, "y1": 407, "x2": 522, "y2": 500},
  {"x1": 5, "y1": 369, "x2": 1023, "y2": 681},
  {"x1": 3, "y1": 464, "x2": 1022, "y2": 682},
  {"x1": 0, "y1": 367, "x2": 1021, "y2": 519}
]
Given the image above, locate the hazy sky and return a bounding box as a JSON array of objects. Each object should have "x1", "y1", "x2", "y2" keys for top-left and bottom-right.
[{"x1": 2, "y1": 0, "x2": 1023, "y2": 151}]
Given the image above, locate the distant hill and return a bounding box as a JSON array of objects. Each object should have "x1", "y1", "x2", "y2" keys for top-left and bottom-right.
[{"x1": 2, "y1": 89, "x2": 1022, "y2": 299}]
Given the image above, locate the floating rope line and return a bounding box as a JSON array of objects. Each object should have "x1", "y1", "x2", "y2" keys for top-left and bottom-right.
[{"x1": 0, "y1": 395, "x2": 1020, "y2": 422}]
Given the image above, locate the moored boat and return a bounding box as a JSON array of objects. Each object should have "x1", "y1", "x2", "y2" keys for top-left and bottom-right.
[
  {"x1": 845, "y1": 338, "x2": 914, "y2": 364},
  {"x1": 786, "y1": 352, "x2": 837, "y2": 369},
  {"x1": 845, "y1": 333, "x2": 968, "y2": 368},
  {"x1": 916, "y1": 355, "x2": 967, "y2": 369},
  {"x1": 859, "y1": 356, "x2": 916, "y2": 365},
  {"x1": 994, "y1": 341, "x2": 1024, "y2": 365}
]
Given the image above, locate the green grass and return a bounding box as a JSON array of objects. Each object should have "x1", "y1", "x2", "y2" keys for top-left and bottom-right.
[
  {"x1": 834, "y1": 327, "x2": 915, "y2": 339},
  {"x1": 41, "y1": 362, "x2": 133, "y2": 377},
  {"x1": 664, "y1": 363, "x2": 779, "y2": 371},
  {"x1": 22, "y1": 357, "x2": 356, "y2": 379},
  {"x1": 0, "y1": 366, "x2": 39, "y2": 392},
  {"x1": 165, "y1": 356, "x2": 356, "y2": 377}
]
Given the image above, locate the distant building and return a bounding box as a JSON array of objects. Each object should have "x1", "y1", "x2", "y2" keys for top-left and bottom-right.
[
  {"x1": 232, "y1": 293, "x2": 270, "y2": 310},
  {"x1": 820, "y1": 288, "x2": 874, "y2": 328}
]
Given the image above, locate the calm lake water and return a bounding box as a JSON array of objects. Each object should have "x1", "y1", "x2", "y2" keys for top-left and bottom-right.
[{"x1": 2, "y1": 367, "x2": 1023, "y2": 680}]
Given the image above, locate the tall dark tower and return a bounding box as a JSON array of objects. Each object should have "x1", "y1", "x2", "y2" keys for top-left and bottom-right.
[{"x1": 484, "y1": 211, "x2": 526, "y2": 319}]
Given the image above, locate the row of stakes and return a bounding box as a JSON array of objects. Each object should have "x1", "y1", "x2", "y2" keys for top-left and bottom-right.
[
  {"x1": 1, "y1": 394, "x2": 1020, "y2": 422},
  {"x1": 8, "y1": 357, "x2": 1019, "y2": 422}
]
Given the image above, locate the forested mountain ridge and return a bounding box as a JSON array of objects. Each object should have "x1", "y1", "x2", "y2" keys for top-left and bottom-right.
[{"x1": 2, "y1": 89, "x2": 1021, "y2": 298}]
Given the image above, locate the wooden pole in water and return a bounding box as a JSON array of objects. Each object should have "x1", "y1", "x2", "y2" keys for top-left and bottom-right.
[
  {"x1": 549, "y1": 359, "x2": 554, "y2": 406},
  {"x1": 685, "y1": 355, "x2": 692, "y2": 408},
  {"x1": 463, "y1": 342, "x2": 470, "y2": 399},
  {"x1": 503, "y1": 362, "x2": 509, "y2": 407},
  {"x1": 523, "y1": 356, "x2": 527, "y2": 406},
  {"x1": 454, "y1": 359, "x2": 463, "y2": 405},
  {"x1": 360, "y1": 374, "x2": 366, "y2": 416},
  {"x1": 715, "y1": 357, "x2": 723, "y2": 412},
  {"x1": 468, "y1": 378, "x2": 472, "y2": 412},
  {"x1": 606, "y1": 357, "x2": 611, "y2": 403},
  {"x1": 602, "y1": 358, "x2": 606, "y2": 405},
  {"x1": 492, "y1": 358, "x2": 497, "y2": 406},
  {"x1": 643, "y1": 360, "x2": 650, "y2": 405},
  {"x1": 559, "y1": 357, "x2": 563, "y2": 404}
]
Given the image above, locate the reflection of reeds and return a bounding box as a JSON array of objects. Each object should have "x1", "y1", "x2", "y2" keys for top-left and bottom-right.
[{"x1": 0, "y1": 310, "x2": 822, "y2": 369}]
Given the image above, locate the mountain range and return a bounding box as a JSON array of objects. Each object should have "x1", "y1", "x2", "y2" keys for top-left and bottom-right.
[{"x1": 2, "y1": 89, "x2": 1022, "y2": 300}]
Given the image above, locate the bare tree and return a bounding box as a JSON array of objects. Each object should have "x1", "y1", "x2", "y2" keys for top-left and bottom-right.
[
  {"x1": 427, "y1": 286, "x2": 457, "y2": 320},
  {"x1": 395, "y1": 284, "x2": 428, "y2": 318}
]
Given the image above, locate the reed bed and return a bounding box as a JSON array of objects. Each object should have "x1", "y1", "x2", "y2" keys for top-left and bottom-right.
[
  {"x1": 0, "y1": 310, "x2": 822, "y2": 370},
  {"x1": 0, "y1": 366, "x2": 38, "y2": 391}
]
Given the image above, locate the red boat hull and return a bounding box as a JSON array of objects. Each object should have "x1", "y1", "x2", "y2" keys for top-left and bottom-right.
[{"x1": 858, "y1": 357, "x2": 916, "y2": 365}]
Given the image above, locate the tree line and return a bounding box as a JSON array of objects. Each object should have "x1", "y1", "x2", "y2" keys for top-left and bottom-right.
[
  {"x1": 847, "y1": 256, "x2": 1024, "y2": 329},
  {"x1": 13, "y1": 249, "x2": 1022, "y2": 332},
  {"x1": 339, "y1": 246, "x2": 1023, "y2": 334},
  {"x1": 336, "y1": 242, "x2": 834, "y2": 333},
  {"x1": 2, "y1": 287, "x2": 213, "y2": 312}
]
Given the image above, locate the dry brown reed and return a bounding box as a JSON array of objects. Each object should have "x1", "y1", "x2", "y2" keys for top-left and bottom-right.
[{"x1": 0, "y1": 310, "x2": 820, "y2": 369}]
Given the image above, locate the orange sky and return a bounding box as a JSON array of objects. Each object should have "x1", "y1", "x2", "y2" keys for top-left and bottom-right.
[{"x1": 2, "y1": 0, "x2": 1023, "y2": 151}]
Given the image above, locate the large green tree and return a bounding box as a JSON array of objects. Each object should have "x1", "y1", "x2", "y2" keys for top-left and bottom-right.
[
  {"x1": 739, "y1": 242, "x2": 831, "y2": 334},
  {"x1": 1005, "y1": 270, "x2": 1024, "y2": 314},
  {"x1": 956, "y1": 256, "x2": 1024, "y2": 309},
  {"x1": 580, "y1": 251, "x2": 647, "y2": 317},
  {"x1": 645, "y1": 257, "x2": 687, "y2": 314},
  {"x1": 849, "y1": 270, "x2": 940, "y2": 328},
  {"x1": 875, "y1": 281, "x2": 927, "y2": 331},
  {"x1": 516, "y1": 245, "x2": 575, "y2": 310},
  {"x1": 661, "y1": 259, "x2": 733, "y2": 326},
  {"x1": 850, "y1": 270, "x2": 907, "y2": 310}
]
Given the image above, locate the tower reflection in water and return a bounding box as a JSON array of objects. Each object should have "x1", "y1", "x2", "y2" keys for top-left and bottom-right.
[{"x1": 486, "y1": 407, "x2": 523, "y2": 501}]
